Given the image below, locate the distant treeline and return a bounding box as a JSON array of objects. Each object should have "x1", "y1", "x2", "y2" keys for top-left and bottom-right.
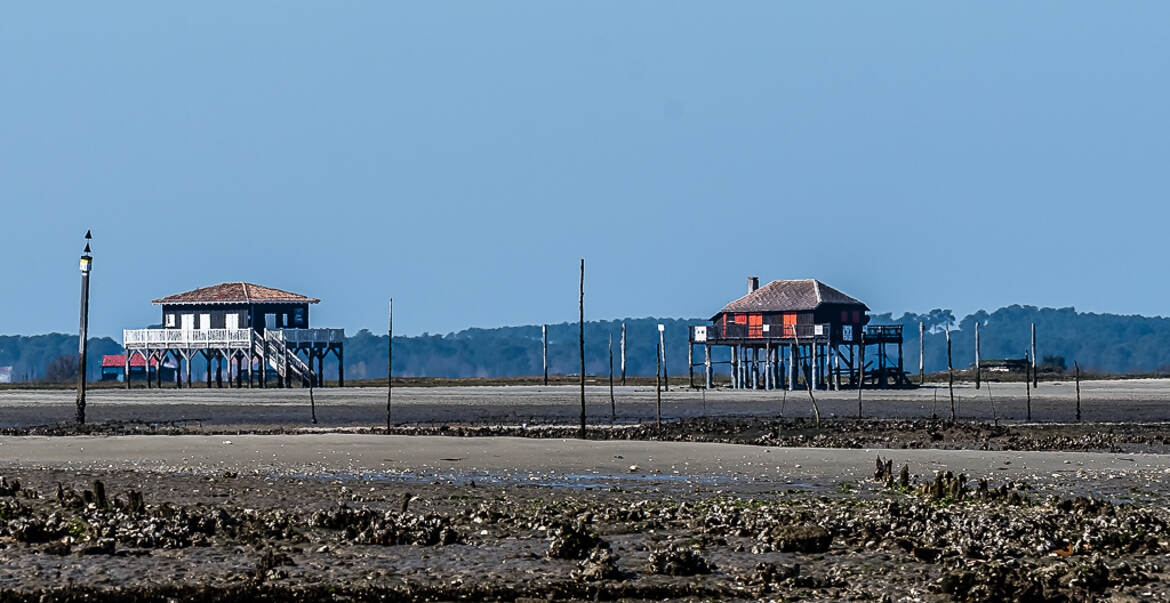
[{"x1": 5, "y1": 306, "x2": 1170, "y2": 382}]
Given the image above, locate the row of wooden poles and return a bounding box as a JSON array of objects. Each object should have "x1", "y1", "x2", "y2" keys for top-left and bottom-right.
[{"x1": 382, "y1": 262, "x2": 1083, "y2": 435}]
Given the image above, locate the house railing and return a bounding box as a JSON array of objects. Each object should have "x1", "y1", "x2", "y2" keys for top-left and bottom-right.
[
  {"x1": 124, "y1": 328, "x2": 253, "y2": 349},
  {"x1": 270, "y1": 328, "x2": 345, "y2": 344},
  {"x1": 692, "y1": 323, "x2": 831, "y2": 342},
  {"x1": 864, "y1": 324, "x2": 903, "y2": 339},
  {"x1": 124, "y1": 327, "x2": 345, "y2": 349}
]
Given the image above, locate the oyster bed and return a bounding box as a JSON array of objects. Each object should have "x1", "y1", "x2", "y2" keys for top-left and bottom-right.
[{"x1": 0, "y1": 460, "x2": 1167, "y2": 602}]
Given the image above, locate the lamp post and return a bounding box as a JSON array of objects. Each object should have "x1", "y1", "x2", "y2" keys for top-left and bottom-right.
[{"x1": 76, "y1": 231, "x2": 93, "y2": 425}]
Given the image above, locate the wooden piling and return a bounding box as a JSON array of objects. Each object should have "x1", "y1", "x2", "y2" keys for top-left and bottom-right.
[
  {"x1": 619, "y1": 322, "x2": 626, "y2": 386},
  {"x1": 688, "y1": 337, "x2": 695, "y2": 389},
  {"x1": 655, "y1": 343, "x2": 662, "y2": 428},
  {"x1": 608, "y1": 333, "x2": 615, "y2": 423},
  {"x1": 578, "y1": 258, "x2": 585, "y2": 440},
  {"x1": 393, "y1": 297, "x2": 397, "y2": 428},
  {"x1": 974, "y1": 322, "x2": 981, "y2": 390},
  {"x1": 542, "y1": 324, "x2": 548, "y2": 386},
  {"x1": 1074, "y1": 360, "x2": 1081, "y2": 422},
  {"x1": 704, "y1": 343, "x2": 712, "y2": 389},
  {"x1": 659, "y1": 325, "x2": 668, "y2": 392},
  {"x1": 1025, "y1": 350, "x2": 1032, "y2": 421},
  {"x1": 857, "y1": 332, "x2": 865, "y2": 418},
  {"x1": 946, "y1": 325, "x2": 955, "y2": 421},
  {"x1": 1031, "y1": 323, "x2": 1037, "y2": 388},
  {"x1": 919, "y1": 321, "x2": 925, "y2": 385}
]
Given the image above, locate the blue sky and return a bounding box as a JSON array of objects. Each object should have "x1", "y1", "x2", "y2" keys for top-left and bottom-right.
[{"x1": 2, "y1": 3, "x2": 1167, "y2": 338}]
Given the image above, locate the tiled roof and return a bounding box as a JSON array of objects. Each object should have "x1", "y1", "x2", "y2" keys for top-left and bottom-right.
[
  {"x1": 715, "y1": 279, "x2": 868, "y2": 317},
  {"x1": 152, "y1": 282, "x2": 319, "y2": 305},
  {"x1": 102, "y1": 354, "x2": 158, "y2": 368}
]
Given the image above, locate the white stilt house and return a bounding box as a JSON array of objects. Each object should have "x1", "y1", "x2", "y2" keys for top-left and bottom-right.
[{"x1": 122, "y1": 282, "x2": 344, "y2": 388}]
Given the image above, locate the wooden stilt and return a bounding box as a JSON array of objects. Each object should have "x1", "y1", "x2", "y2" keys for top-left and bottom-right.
[
  {"x1": 946, "y1": 325, "x2": 955, "y2": 421},
  {"x1": 788, "y1": 343, "x2": 796, "y2": 391},
  {"x1": 1031, "y1": 323, "x2": 1038, "y2": 388},
  {"x1": 688, "y1": 338, "x2": 694, "y2": 389},
  {"x1": 620, "y1": 322, "x2": 626, "y2": 386},
  {"x1": 919, "y1": 321, "x2": 925, "y2": 385},
  {"x1": 704, "y1": 344, "x2": 712, "y2": 389},
  {"x1": 974, "y1": 322, "x2": 981, "y2": 390}
]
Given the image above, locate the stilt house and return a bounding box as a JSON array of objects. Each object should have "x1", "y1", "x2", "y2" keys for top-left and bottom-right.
[
  {"x1": 689, "y1": 277, "x2": 909, "y2": 389},
  {"x1": 122, "y1": 282, "x2": 344, "y2": 389}
]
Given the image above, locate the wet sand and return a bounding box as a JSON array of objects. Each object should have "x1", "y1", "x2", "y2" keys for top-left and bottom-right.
[
  {"x1": 3, "y1": 378, "x2": 1170, "y2": 427},
  {"x1": 2, "y1": 434, "x2": 1170, "y2": 499}
]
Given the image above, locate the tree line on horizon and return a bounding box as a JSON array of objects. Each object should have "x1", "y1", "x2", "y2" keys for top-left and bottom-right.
[{"x1": 4, "y1": 305, "x2": 1170, "y2": 383}]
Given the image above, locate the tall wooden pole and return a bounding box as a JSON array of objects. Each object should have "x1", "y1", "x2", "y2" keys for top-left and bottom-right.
[
  {"x1": 946, "y1": 324, "x2": 955, "y2": 421},
  {"x1": 1074, "y1": 360, "x2": 1081, "y2": 422},
  {"x1": 688, "y1": 338, "x2": 695, "y2": 389},
  {"x1": 542, "y1": 324, "x2": 548, "y2": 386},
  {"x1": 1025, "y1": 349, "x2": 1032, "y2": 421},
  {"x1": 974, "y1": 322, "x2": 981, "y2": 390},
  {"x1": 918, "y1": 321, "x2": 925, "y2": 385},
  {"x1": 1031, "y1": 323, "x2": 1037, "y2": 388},
  {"x1": 619, "y1": 322, "x2": 626, "y2": 385},
  {"x1": 655, "y1": 343, "x2": 662, "y2": 428},
  {"x1": 857, "y1": 332, "x2": 865, "y2": 418},
  {"x1": 75, "y1": 233, "x2": 93, "y2": 425},
  {"x1": 578, "y1": 259, "x2": 586, "y2": 439},
  {"x1": 659, "y1": 324, "x2": 668, "y2": 391},
  {"x1": 393, "y1": 298, "x2": 397, "y2": 428},
  {"x1": 608, "y1": 334, "x2": 615, "y2": 423}
]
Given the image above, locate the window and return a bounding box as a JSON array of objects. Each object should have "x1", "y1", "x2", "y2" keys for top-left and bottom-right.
[
  {"x1": 166, "y1": 314, "x2": 175, "y2": 327},
  {"x1": 748, "y1": 313, "x2": 763, "y2": 338},
  {"x1": 734, "y1": 313, "x2": 747, "y2": 325},
  {"x1": 853, "y1": 310, "x2": 861, "y2": 323},
  {"x1": 293, "y1": 307, "x2": 305, "y2": 327}
]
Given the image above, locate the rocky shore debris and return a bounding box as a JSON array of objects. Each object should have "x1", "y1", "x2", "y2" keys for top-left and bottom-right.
[
  {"x1": 546, "y1": 521, "x2": 607, "y2": 560},
  {"x1": 645, "y1": 543, "x2": 713, "y2": 576}
]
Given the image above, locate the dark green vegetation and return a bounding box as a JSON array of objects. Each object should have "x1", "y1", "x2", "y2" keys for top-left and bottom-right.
[{"x1": 8, "y1": 305, "x2": 1170, "y2": 382}]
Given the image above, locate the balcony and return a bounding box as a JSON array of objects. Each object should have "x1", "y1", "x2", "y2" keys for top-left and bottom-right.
[{"x1": 123, "y1": 328, "x2": 344, "y2": 349}]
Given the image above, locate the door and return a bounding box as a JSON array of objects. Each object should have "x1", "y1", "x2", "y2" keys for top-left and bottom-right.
[
  {"x1": 225, "y1": 314, "x2": 239, "y2": 330},
  {"x1": 199, "y1": 314, "x2": 211, "y2": 330},
  {"x1": 265, "y1": 314, "x2": 276, "y2": 330},
  {"x1": 181, "y1": 314, "x2": 194, "y2": 331}
]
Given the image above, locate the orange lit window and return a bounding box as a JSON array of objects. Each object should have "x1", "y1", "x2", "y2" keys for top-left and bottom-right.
[{"x1": 748, "y1": 313, "x2": 763, "y2": 337}]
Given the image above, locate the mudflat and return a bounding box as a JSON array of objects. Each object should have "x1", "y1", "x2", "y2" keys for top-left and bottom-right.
[
  {"x1": 0, "y1": 434, "x2": 1168, "y2": 601},
  {"x1": 2, "y1": 378, "x2": 1170, "y2": 427}
]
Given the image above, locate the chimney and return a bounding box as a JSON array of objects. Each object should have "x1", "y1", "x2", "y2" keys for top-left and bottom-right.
[{"x1": 748, "y1": 276, "x2": 759, "y2": 293}]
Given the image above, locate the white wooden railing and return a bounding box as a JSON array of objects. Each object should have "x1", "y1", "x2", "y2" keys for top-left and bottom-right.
[
  {"x1": 271, "y1": 328, "x2": 345, "y2": 344},
  {"x1": 123, "y1": 328, "x2": 253, "y2": 349},
  {"x1": 123, "y1": 327, "x2": 344, "y2": 349}
]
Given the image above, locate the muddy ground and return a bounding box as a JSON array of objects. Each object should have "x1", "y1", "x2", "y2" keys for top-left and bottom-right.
[
  {"x1": 4, "y1": 379, "x2": 1170, "y2": 428},
  {"x1": 0, "y1": 455, "x2": 1167, "y2": 602},
  {"x1": 0, "y1": 436, "x2": 1168, "y2": 601},
  {"x1": 1, "y1": 382, "x2": 1169, "y2": 601}
]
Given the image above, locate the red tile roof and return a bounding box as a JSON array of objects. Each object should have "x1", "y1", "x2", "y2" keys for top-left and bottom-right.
[
  {"x1": 152, "y1": 282, "x2": 319, "y2": 305},
  {"x1": 102, "y1": 354, "x2": 159, "y2": 368},
  {"x1": 714, "y1": 279, "x2": 868, "y2": 318}
]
